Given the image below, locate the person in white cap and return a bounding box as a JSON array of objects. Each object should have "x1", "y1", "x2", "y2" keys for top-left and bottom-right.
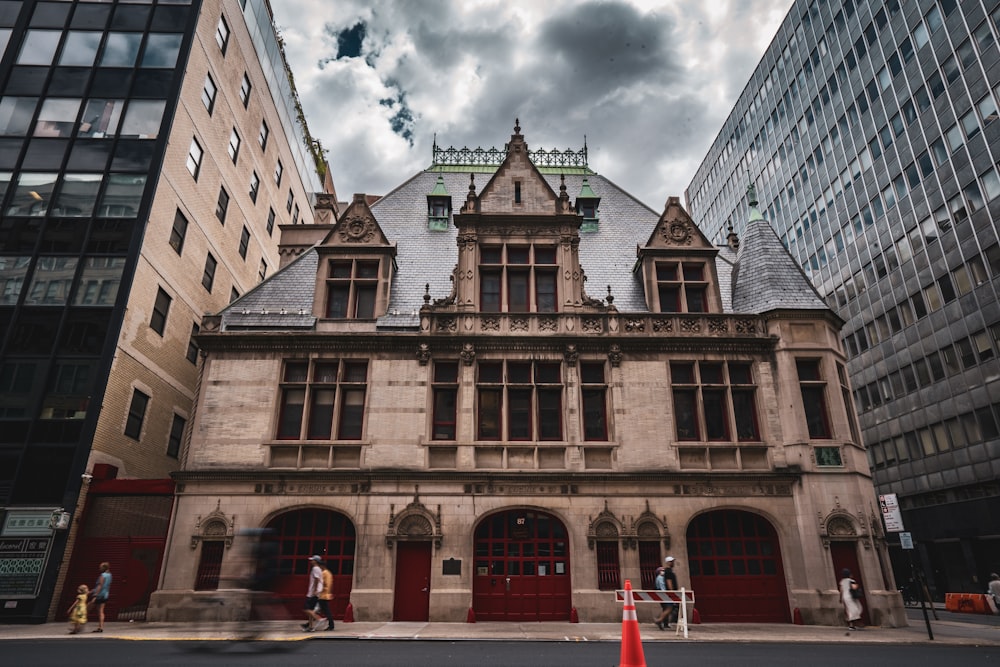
[
  {"x1": 302, "y1": 555, "x2": 324, "y2": 631},
  {"x1": 654, "y1": 556, "x2": 678, "y2": 629}
]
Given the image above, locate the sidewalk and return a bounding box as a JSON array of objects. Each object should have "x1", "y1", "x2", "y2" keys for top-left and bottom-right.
[{"x1": 1, "y1": 617, "x2": 998, "y2": 645}]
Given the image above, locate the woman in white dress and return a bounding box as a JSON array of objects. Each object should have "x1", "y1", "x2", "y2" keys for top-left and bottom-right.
[{"x1": 839, "y1": 568, "x2": 863, "y2": 630}]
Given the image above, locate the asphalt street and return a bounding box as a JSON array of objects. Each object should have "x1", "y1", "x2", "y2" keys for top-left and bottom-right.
[{"x1": 3, "y1": 638, "x2": 999, "y2": 667}]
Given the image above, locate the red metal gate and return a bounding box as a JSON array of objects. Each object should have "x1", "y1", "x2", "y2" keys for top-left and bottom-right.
[
  {"x1": 265, "y1": 508, "x2": 355, "y2": 619},
  {"x1": 58, "y1": 477, "x2": 174, "y2": 622},
  {"x1": 392, "y1": 541, "x2": 431, "y2": 621},
  {"x1": 687, "y1": 510, "x2": 790, "y2": 622},
  {"x1": 472, "y1": 509, "x2": 571, "y2": 621}
]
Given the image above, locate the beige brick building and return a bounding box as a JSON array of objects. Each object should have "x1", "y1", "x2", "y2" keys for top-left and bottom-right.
[
  {"x1": 0, "y1": 0, "x2": 329, "y2": 623},
  {"x1": 150, "y1": 123, "x2": 904, "y2": 627}
]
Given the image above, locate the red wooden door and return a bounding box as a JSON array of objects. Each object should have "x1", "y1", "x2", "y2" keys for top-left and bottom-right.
[
  {"x1": 393, "y1": 542, "x2": 432, "y2": 621},
  {"x1": 830, "y1": 541, "x2": 870, "y2": 625},
  {"x1": 472, "y1": 510, "x2": 571, "y2": 621},
  {"x1": 687, "y1": 510, "x2": 791, "y2": 623}
]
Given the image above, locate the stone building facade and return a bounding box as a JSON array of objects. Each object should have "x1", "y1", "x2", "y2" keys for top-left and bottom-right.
[{"x1": 150, "y1": 124, "x2": 903, "y2": 626}]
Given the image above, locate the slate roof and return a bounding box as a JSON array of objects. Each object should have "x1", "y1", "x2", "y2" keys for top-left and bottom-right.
[
  {"x1": 217, "y1": 166, "x2": 810, "y2": 331},
  {"x1": 221, "y1": 247, "x2": 317, "y2": 330},
  {"x1": 730, "y1": 214, "x2": 830, "y2": 315}
]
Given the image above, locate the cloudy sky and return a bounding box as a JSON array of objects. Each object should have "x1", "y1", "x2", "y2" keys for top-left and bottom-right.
[{"x1": 269, "y1": 0, "x2": 793, "y2": 209}]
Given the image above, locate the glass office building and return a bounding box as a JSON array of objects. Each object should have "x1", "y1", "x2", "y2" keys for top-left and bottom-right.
[
  {"x1": 0, "y1": 0, "x2": 325, "y2": 621},
  {"x1": 687, "y1": 0, "x2": 1000, "y2": 596}
]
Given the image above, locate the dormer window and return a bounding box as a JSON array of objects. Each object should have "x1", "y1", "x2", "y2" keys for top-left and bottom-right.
[
  {"x1": 479, "y1": 244, "x2": 558, "y2": 313},
  {"x1": 426, "y1": 175, "x2": 451, "y2": 231},
  {"x1": 514, "y1": 181, "x2": 522, "y2": 204},
  {"x1": 656, "y1": 261, "x2": 708, "y2": 313},
  {"x1": 576, "y1": 177, "x2": 601, "y2": 232},
  {"x1": 325, "y1": 259, "x2": 379, "y2": 319}
]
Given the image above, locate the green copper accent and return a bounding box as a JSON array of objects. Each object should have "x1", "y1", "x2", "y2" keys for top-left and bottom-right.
[
  {"x1": 747, "y1": 183, "x2": 764, "y2": 222},
  {"x1": 578, "y1": 177, "x2": 598, "y2": 199},
  {"x1": 429, "y1": 175, "x2": 449, "y2": 196}
]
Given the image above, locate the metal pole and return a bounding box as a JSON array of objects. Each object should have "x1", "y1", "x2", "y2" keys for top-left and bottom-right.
[{"x1": 910, "y1": 550, "x2": 933, "y2": 640}]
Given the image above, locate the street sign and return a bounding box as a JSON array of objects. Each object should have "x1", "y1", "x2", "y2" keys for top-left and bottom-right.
[
  {"x1": 879, "y1": 493, "x2": 905, "y2": 532},
  {"x1": 899, "y1": 531, "x2": 914, "y2": 549}
]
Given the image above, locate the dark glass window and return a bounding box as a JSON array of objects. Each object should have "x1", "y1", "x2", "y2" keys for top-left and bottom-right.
[
  {"x1": 796, "y1": 359, "x2": 830, "y2": 439},
  {"x1": 167, "y1": 413, "x2": 186, "y2": 458},
  {"x1": 124, "y1": 388, "x2": 149, "y2": 440},
  {"x1": 215, "y1": 186, "x2": 228, "y2": 223},
  {"x1": 141, "y1": 33, "x2": 182, "y2": 68},
  {"x1": 186, "y1": 322, "x2": 199, "y2": 364},
  {"x1": 238, "y1": 226, "x2": 250, "y2": 259},
  {"x1": 202, "y1": 253, "x2": 216, "y2": 292},
  {"x1": 432, "y1": 361, "x2": 458, "y2": 440},
  {"x1": 150, "y1": 286, "x2": 171, "y2": 335}
]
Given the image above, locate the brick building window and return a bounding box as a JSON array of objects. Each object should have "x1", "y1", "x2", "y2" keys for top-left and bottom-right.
[
  {"x1": 239, "y1": 72, "x2": 251, "y2": 108},
  {"x1": 202, "y1": 253, "x2": 216, "y2": 292},
  {"x1": 150, "y1": 287, "x2": 171, "y2": 335},
  {"x1": 258, "y1": 120, "x2": 268, "y2": 149},
  {"x1": 432, "y1": 361, "x2": 458, "y2": 440},
  {"x1": 239, "y1": 226, "x2": 250, "y2": 259},
  {"x1": 671, "y1": 361, "x2": 759, "y2": 442},
  {"x1": 325, "y1": 259, "x2": 378, "y2": 319},
  {"x1": 479, "y1": 244, "x2": 558, "y2": 313},
  {"x1": 215, "y1": 186, "x2": 228, "y2": 223},
  {"x1": 201, "y1": 73, "x2": 216, "y2": 114},
  {"x1": 124, "y1": 388, "x2": 149, "y2": 439},
  {"x1": 266, "y1": 207, "x2": 275, "y2": 236},
  {"x1": 796, "y1": 359, "x2": 831, "y2": 439},
  {"x1": 169, "y1": 209, "x2": 187, "y2": 254},
  {"x1": 655, "y1": 261, "x2": 707, "y2": 312},
  {"x1": 580, "y1": 362, "x2": 608, "y2": 440},
  {"x1": 249, "y1": 171, "x2": 260, "y2": 202},
  {"x1": 276, "y1": 359, "x2": 368, "y2": 440},
  {"x1": 227, "y1": 128, "x2": 240, "y2": 163},
  {"x1": 215, "y1": 15, "x2": 229, "y2": 53},
  {"x1": 274, "y1": 160, "x2": 283, "y2": 186},
  {"x1": 167, "y1": 413, "x2": 186, "y2": 458},
  {"x1": 476, "y1": 360, "x2": 562, "y2": 441},
  {"x1": 186, "y1": 137, "x2": 202, "y2": 179},
  {"x1": 186, "y1": 322, "x2": 199, "y2": 364}
]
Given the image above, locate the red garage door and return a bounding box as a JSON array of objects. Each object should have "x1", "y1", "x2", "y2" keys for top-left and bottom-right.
[
  {"x1": 266, "y1": 509, "x2": 355, "y2": 619},
  {"x1": 687, "y1": 510, "x2": 790, "y2": 622},
  {"x1": 473, "y1": 510, "x2": 571, "y2": 621}
]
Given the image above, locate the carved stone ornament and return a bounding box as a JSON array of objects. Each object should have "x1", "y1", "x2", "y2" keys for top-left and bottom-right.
[
  {"x1": 386, "y1": 487, "x2": 443, "y2": 549},
  {"x1": 460, "y1": 342, "x2": 476, "y2": 365},
  {"x1": 586, "y1": 500, "x2": 624, "y2": 549},
  {"x1": 416, "y1": 343, "x2": 431, "y2": 365},
  {"x1": 662, "y1": 220, "x2": 693, "y2": 246},
  {"x1": 820, "y1": 509, "x2": 872, "y2": 550},
  {"x1": 563, "y1": 344, "x2": 579, "y2": 364},
  {"x1": 624, "y1": 501, "x2": 670, "y2": 551},
  {"x1": 190, "y1": 500, "x2": 235, "y2": 549},
  {"x1": 338, "y1": 214, "x2": 376, "y2": 243},
  {"x1": 608, "y1": 344, "x2": 623, "y2": 367}
]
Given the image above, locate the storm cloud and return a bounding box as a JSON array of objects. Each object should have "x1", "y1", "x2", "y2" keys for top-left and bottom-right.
[{"x1": 271, "y1": 0, "x2": 793, "y2": 209}]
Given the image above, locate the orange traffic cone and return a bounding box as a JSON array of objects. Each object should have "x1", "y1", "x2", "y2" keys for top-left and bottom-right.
[{"x1": 619, "y1": 579, "x2": 647, "y2": 667}]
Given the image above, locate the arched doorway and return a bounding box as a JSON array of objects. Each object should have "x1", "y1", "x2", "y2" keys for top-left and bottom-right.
[
  {"x1": 686, "y1": 510, "x2": 790, "y2": 622},
  {"x1": 266, "y1": 508, "x2": 356, "y2": 619},
  {"x1": 472, "y1": 509, "x2": 571, "y2": 621}
]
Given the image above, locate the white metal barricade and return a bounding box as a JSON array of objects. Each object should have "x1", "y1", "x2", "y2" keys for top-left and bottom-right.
[{"x1": 614, "y1": 587, "x2": 695, "y2": 638}]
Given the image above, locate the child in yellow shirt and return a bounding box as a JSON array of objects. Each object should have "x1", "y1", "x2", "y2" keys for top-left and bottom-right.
[{"x1": 68, "y1": 584, "x2": 88, "y2": 634}]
